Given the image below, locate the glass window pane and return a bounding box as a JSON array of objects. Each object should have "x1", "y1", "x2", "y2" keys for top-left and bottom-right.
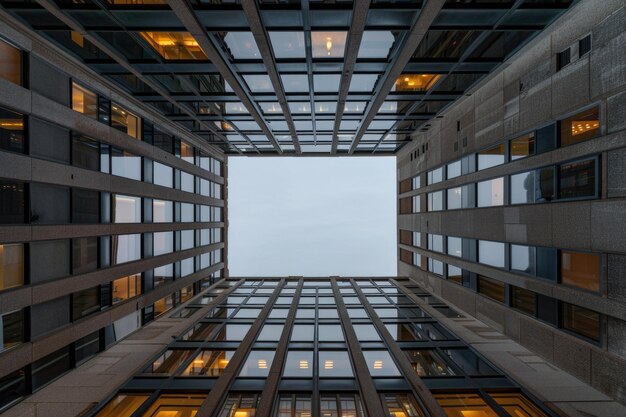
[
  {"x1": 311, "y1": 32, "x2": 347, "y2": 58},
  {"x1": 144, "y1": 349, "x2": 194, "y2": 375},
  {"x1": 353, "y1": 324, "x2": 381, "y2": 341},
  {"x1": 319, "y1": 351, "x2": 353, "y2": 377},
  {"x1": 561, "y1": 303, "x2": 600, "y2": 341},
  {"x1": 434, "y1": 393, "x2": 499, "y2": 417},
  {"x1": 363, "y1": 350, "x2": 401, "y2": 377},
  {"x1": 511, "y1": 244, "x2": 535, "y2": 274},
  {"x1": 0, "y1": 39, "x2": 22, "y2": 85},
  {"x1": 0, "y1": 181, "x2": 25, "y2": 224},
  {"x1": 93, "y1": 394, "x2": 149, "y2": 417},
  {"x1": 257, "y1": 324, "x2": 284, "y2": 341},
  {"x1": 291, "y1": 324, "x2": 315, "y2": 341},
  {"x1": 561, "y1": 251, "x2": 600, "y2": 292},
  {"x1": 510, "y1": 132, "x2": 535, "y2": 160},
  {"x1": 270, "y1": 32, "x2": 305, "y2": 59},
  {"x1": 383, "y1": 393, "x2": 425, "y2": 417},
  {"x1": 283, "y1": 351, "x2": 313, "y2": 377},
  {"x1": 478, "y1": 144, "x2": 505, "y2": 170},
  {"x1": 478, "y1": 276, "x2": 505, "y2": 303},
  {"x1": 511, "y1": 286, "x2": 536, "y2": 316},
  {"x1": 111, "y1": 103, "x2": 139, "y2": 139},
  {"x1": 181, "y1": 350, "x2": 234, "y2": 377},
  {"x1": 239, "y1": 351, "x2": 274, "y2": 377},
  {"x1": 72, "y1": 237, "x2": 98, "y2": 274},
  {"x1": 358, "y1": 31, "x2": 396, "y2": 59},
  {"x1": 111, "y1": 234, "x2": 140, "y2": 264},
  {"x1": 477, "y1": 177, "x2": 504, "y2": 207},
  {"x1": 214, "y1": 323, "x2": 251, "y2": 341},
  {"x1": 111, "y1": 149, "x2": 141, "y2": 180},
  {"x1": 72, "y1": 82, "x2": 97, "y2": 119},
  {"x1": 112, "y1": 274, "x2": 141, "y2": 304},
  {"x1": 560, "y1": 107, "x2": 599, "y2": 146},
  {"x1": 153, "y1": 199, "x2": 173, "y2": 222},
  {"x1": 0, "y1": 106, "x2": 25, "y2": 154},
  {"x1": 224, "y1": 32, "x2": 260, "y2": 59},
  {"x1": 511, "y1": 171, "x2": 535, "y2": 204},
  {"x1": 559, "y1": 159, "x2": 596, "y2": 199},
  {"x1": 488, "y1": 392, "x2": 549, "y2": 417},
  {"x1": 0, "y1": 243, "x2": 24, "y2": 290},
  {"x1": 153, "y1": 231, "x2": 173, "y2": 256},
  {"x1": 319, "y1": 324, "x2": 344, "y2": 342},
  {"x1": 442, "y1": 348, "x2": 498, "y2": 376},
  {"x1": 140, "y1": 32, "x2": 207, "y2": 60},
  {"x1": 154, "y1": 162, "x2": 173, "y2": 188},
  {"x1": 72, "y1": 135, "x2": 99, "y2": 171},
  {"x1": 405, "y1": 350, "x2": 455, "y2": 376}
]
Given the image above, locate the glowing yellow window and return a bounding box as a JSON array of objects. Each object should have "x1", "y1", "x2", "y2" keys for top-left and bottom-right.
[
  {"x1": 487, "y1": 392, "x2": 548, "y2": 417},
  {"x1": 140, "y1": 32, "x2": 207, "y2": 60},
  {"x1": 95, "y1": 393, "x2": 149, "y2": 417},
  {"x1": 434, "y1": 392, "x2": 499, "y2": 417},
  {"x1": 394, "y1": 74, "x2": 441, "y2": 92},
  {"x1": 72, "y1": 82, "x2": 98, "y2": 119},
  {"x1": 560, "y1": 107, "x2": 599, "y2": 146},
  {"x1": 140, "y1": 394, "x2": 206, "y2": 417}
]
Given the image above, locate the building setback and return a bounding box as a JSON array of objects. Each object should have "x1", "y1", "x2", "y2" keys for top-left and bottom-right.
[{"x1": 0, "y1": 0, "x2": 624, "y2": 416}]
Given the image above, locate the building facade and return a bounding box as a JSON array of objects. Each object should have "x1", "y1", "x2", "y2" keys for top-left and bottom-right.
[{"x1": 0, "y1": 0, "x2": 624, "y2": 416}]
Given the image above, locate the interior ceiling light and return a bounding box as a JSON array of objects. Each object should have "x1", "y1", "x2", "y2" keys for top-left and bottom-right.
[
  {"x1": 394, "y1": 74, "x2": 441, "y2": 92},
  {"x1": 326, "y1": 37, "x2": 332, "y2": 55},
  {"x1": 571, "y1": 120, "x2": 598, "y2": 135}
]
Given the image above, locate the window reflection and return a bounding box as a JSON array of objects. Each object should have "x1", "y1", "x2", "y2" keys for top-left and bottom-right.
[
  {"x1": 269, "y1": 32, "x2": 305, "y2": 59},
  {"x1": 318, "y1": 324, "x2": 344, "y2": 342},
  {"x1": 434, "y1": 392, "x2": 499, "y2": 417},
  {"x1": 275, "y1": 394, "x2": 312, "y2": 417},
  {"x1": 353, "y1": 324, "x2": 381, "y2": 341},
  {"x1": 560, "y1": 107, "x2": 599, "y2": 146},
  {"x1": 319, "y1": 351, "x2": 353, "y2": 377},
  {"x1": 111, "y1": 234, "x2": 141, "y2": 264},
  {"x1": 477, "y1": 144, "x2": 505, "y2": 170},
  {"x1": 153, "y1": 199, "x2": 173, "y2": 222},
  {"x1": 111, "y1": 149, "x2": 141, "y2": 180},
  {"x1": 239, "y1": 351, "x2": 274, "y2": 377},
  {"x1": 405, "y1": 350, "x2": 455, "y2": 377},
  {"x1": 112, "y1": 274, "x2": 141, "y2": 304},
  {"x1": 140, "y1": 32, "x2": 207, "y2": 60},
  {"x1": 291, "y1": 324, "x2": 315, "y2": 342},
  {"x1": 181, "y1": 350, "x2": 234, "y2": 377},
  {"x1": 214, "y1": 323, "x2": 252, "y2": 341},
  {"x1": 144, "y1": 349, "x2": 194, "y2": 375},
  {"x1": 140, "y1": 394, "x2": 206, "y2": 417},
  {"x1": 320, "y1": 394, "x2": 365, "y2": 417},
  {"x1": 363, "y1": 350, "x2": 400, "y2": 377},
  {"x1": 393, "y1": 74, "x2": 441, "y2": 91},
  {"x1": 283, "y1": 351, "x2": 313, "y2": 378}
]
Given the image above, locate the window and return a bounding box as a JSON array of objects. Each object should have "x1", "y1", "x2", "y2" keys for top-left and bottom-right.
[
  {"x1": 478, "y1": 144, "x2": 505, "y2": 170},
  {"x1": 111, "y1": 148, "x2": 141, "y2": 180},
  {"x1": 71, "y1": 135, "x2": 99, "y2": 171},
  {"x1": 511, "y1": 244, "x2": 535, "y2": 275},
  {"x1": 413, "y1": 232, "x2": 421, "y2": 248},
  {"x1": 399, "y1": 197, "x2": 412, "y2": 214},
  {"x1": 477, "y1": 177, "x2": 504, "y2": 207},
  {"x1": 560, "y1": 107, "x2": 599, "y2": 146},
  {"x1": 399, "y1": 178, "x2": 412, "y2": 193},
  {"x1": 561, "y1": 251, "x2": 600, "y2": 292},
  {"x1": 180, "y1": 350, "x2": 233, "y2": 377},
  {"x1": 72, "y1": 286, "x2": 101, "y2": 320},
  {"x1": 447, "y1": 160, "x2": 461, "y2": 179},
  {"x1": 405, "y1": 350, "x2": 455, "y2": 376},
  {"x1": 510, "y1": 132, "x2": 535, "y2": 160},
  {"x1": 0, "y1": 367, "x2": 26, "y2": 410},
  {"x1": 435, "y1": 393, "x2": 499, "y2": 417},
  {"x1": 0, "y1": 106, "x2": 25, "y2": 154},
  {"x1": 111, "y1": 234, "x2": 141, "y2": 264},
  {"x1": 412, "y1": 195, "x2": 421, "y2": 213},
  {"x1": 112, "y1": 274, "x2": 141, "y2": 304},
  {"x1": 219, "y1": 394, "x2": 259, "y2": 417},
  {"x1": 510, "y1": 170, "x2": 535, "y2": 204},
  {"x1": 0, "y1": 38, "x2": 22, "y2": 85},
  {"x1": 283, "y1": 351, "x2": 313, "y2": 377},
  {"x1": 412, "y1": 175, "x2": 421, "y2": 190},
  {"x1": 535, "y1": 166, "x2": 555, "y2": 202},
  {"x1": 154, "y1": 162, "x2": 173, "y2": 188},
  {"x1": 479, "y1": 240, "x2": 505, "y2": 268},
  {"x1": 478, "y1": 276, "x2": 505, "y2": 303},
  {"x1": 71, "y1": 82, "x2": 97, "y2": 119},
  {"x1": 112, "y1": 195, "x2": 141, "y2": 223},
  {"x1": 579, "y1": 34, "x2": 591, "y2": 57},
  {"x1": 447, "y1": 187, "x2": 462, "y2": 210},
  {"x1": 153, "y1": 199, "x2": 173, "y2": 223},
  {"x1": 427, "y1": 191, "x2": 443, "y2": 211},
  {"x1": 511, "y1": 286, "x2": 536, "y2": 315},
  {"x1": 140, "y1": 32, "x2": 207, "y2": 60},
  {"x1": 31, "y1": 347, "x2": 71, "y2": 391},
  {"x1": 559, "y1": 158, "x2": 596, "y2": 199},
  {"x1": 0, "y1": 310, "x2": 23, "y2": 351},
  {"x1": 488, "y1": 392, "x2": 550, "y2": 417},
  {"x1": 154, "y1": 294, "x2": 175, "y2": 317},
  {"x1": 0, "y1": 243, "x2": 24, "y2": 290},
  {"x1": 561, "y1": 302, "x2": 600, "y2": 341},
  {"x1": 72, "y1": 188, "x2": 99, "y2": 223},
  {"x1": 353, "y1": 324, "x2": 381, "y2": 341},
  {"x1": 363, "y1": 350, "x2": 400, "y2": 377},
  {"x1": 180, "y1": 171, "x2": 194, "y2": 193},
  {"x1": 0, "y1": 181, "x2": 25, "y2": 224},
  {"x1": 556, "y1": 47, "x2": 570, "y2": 71},
  {"x1": 383, "y1": 393, "x2": 424, "y2": 417},
  {"x1": 399, "y1": 249, "x2": 413, "y2": 265},
  {"x1": 447, "y1": 265, "x2": 462, "y2": 284},
  {"x1": 239, "y1": 351, "x2": 274, "y2": 377},
  {"x1": 319, "y1": 351, "x2": 353, "y2": 377},
  {"x1": 153, "y1": 231, "x2": 174, "y2": 256},
  {"x1": 72, "y1": 237, "x2": 98, "y2": 274},
  {"x1": 428, "y1": 258, "x2": 443, "y2": 275},
  {"x1": 427, "y1": 167, "x2": 443, "y2": 184},
  {"x1": 399, "y1": 230, "x2": 412, "y2": 245},
  {"x1": 140, "y1": 394, "x2": 206, "y2": 417},
  {"x1": 447, "y1": 237, "x2": 462, "y2": 257},
  {"x1": 144, "y1": 349, "x2": 195, "y2": 375},
  {"x1": 443, "y1": 348, "x2": 498, "y2": 375},
  {"x1": 427, "y1": 234, "x2": 443, "y2": 253},
  {"x1": 111, "y1": 103, "x2": 140, "y2": 139}
]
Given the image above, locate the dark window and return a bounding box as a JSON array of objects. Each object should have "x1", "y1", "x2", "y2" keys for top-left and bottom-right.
[
  {"x1": 443, "y1": 348, "x2": 498, "y2": 376},
  {"x1": 30, "y1": 183, "x2": 70, "y2": 224},
  {"x1": 74, "y1": 330, "x2": 100, "y2": 365},
  {"x1": 0, "y1": 310, "x2": 24, "y2": 352},
  {"x1": 72, "y1": 286, "x2": 101, "y2": 321},
  {"x1": 535, "y1": 166, "x2": 555, "y2": 202},
  {"x1": 71, "y1": 188, "x2": 100, "y2": 223},
  {"x1": 0, "y1": 368, "x2": 26, "y2": 410},
  {"x1": 153, "y1": 128, "x2": 174, "y2": 154},
  {"x1": 561, "y1": 302, "x2": 600, "y2": 341},
  {"x1": 72, "y1": 237, "x2": 98, "y2": 275},
  {"x1": 478, "y1": 276, "x2": 505, "y2": 303},
  {"x1": 31, "y1": 347, "x2": 71, "y2": 391},
  {"x1": 537, "y1": 294, "x2": 557, "y2": 325},
  {"x1": 0, "y1": 181, "x2": 25, "y2": 224},
  {"x1": 556, "y1": 48, "x2": 570, "y2": 71},
  {"x1": 111, "y1": 103, "x2": 140, "y2": 139},
  {"x1": 0, "y1": 106, "x2": 25, "y2": 154},
  {"x1": 579, "y1": 34, "x2": 591, "y2": 57},
  {"x1": 535, "y1": 123, "x2": 557, "y2": 154},
  {"x1": 536, "y1": 247, "x2": 558, "y2": 281},
  {"x1": 511, "y1": 286, "x2": 536, "y2": 316},
  {"x1": 72, "y1": 135, "x2": 100, "y2": 171},
  {"x1": 559, "y1": 158, "x2": 596, "y2": 199},
  {"x1": 29, "y1": 240, "x2": 70, "y2": 284}
]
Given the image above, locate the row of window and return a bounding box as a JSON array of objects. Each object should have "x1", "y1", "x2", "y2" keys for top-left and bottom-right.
[
  {"x1": 0, "y1": 231, "x2": 222, "y2": 292},
  {"x1": 401, "y1": 250, "x2": 603, "y2": 343},
  {"x1": 0, "y1": 274, "x2": 223, "y2": 412},
  {"x1": 400, "y1": 155, "x2": 598, "y2": 213},
  {"x1": 0, "y1": 180, "x2": 222, "y2": 225},
  {"x1": 0, "y1": 37, "x2": 222, "y2": 176},
  {"x1": 403, "y1": 232, "x2": 603, "y2": 293},
  {"x1": 400, "y1": 106, "x2": 601, "y2": 194}
]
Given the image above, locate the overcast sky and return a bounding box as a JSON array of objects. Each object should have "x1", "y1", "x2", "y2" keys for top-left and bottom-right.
[{"x1": 227, "y1": 157, "x2": 397, "y2": 277}]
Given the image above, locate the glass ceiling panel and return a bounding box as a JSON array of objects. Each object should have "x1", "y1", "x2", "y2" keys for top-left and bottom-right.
[
  {"x1": 344, "y1": 102, "x2": 367, "y2": 113},
  {"x1": 316, "y1": 120, "x2": 334, "y2": 130},
  {"x1": 358, "y1": 31, "x2": 397, "y2": 59},
  {"x1": 231, "y1": 121, "x2": 261, "y2": 131},
  {"x1": 313, "y1": 74, "x2": 341, "y2": 92},
  {"x1": 315, "y1": 102, "x2": 337, "y2": 113},
  {"x1": 140, "y1": 32, "x2": 207, "y2": 60},
  {"x1": 369, "y1": 120, "x2": 396, "y2": 130},
  {"x1": 288, "y1": 102, "x2": 312, "y2": 114},
  {"x1": 281, "y1": 74, "x2": 310, "y2": 92},
  {"x1": 349, "y1": 74, "x2": 379, "y2": 92},
  {"x1": 269, "y1": 120, "x2": 289, "y2": 131},
  {"x1": 269, "y1": 31, "x2": 306, "y2": 59},
  {"x1": 413, "y1": 31, "x2": 479, "y2": 60},
  {"x1": 242, "y1": 74, "x2": 273, "y2": 93},
  {"x1": 311, "y1": 32, "x2": 348, "y2": 58},
  {"x1": 224, "y1": 102, "x2": 249, "y2": 114},
  {"x1": 260, "y1": 102, "x2": 283, "y2": 114},
  {"x1": 224, "y1": 32, "x2": 261, "y2": 59},
  {"x1": 392, "y1": 74, "x2": 442, "y2": 92}
]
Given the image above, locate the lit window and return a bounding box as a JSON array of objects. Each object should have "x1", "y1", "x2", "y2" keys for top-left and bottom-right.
[
  {"x1": 393, "y1": 74, "x2": 441, "y2": 91},
  {"x1": 510, "y1": 132, "x2": 535, "y2": 160},
  {"x1": 477, "y1": 144, "x2": 505, "y2": 170},
  {"x1": 111, "y1": 103, "x2": 140, "y2": 139},
  {"x1": 560, "y1": 107, "x2": 599, "y2": 146},
  {"x1": 405, "y1": 350, "x2": 455, "y2": 377},
  {"x1": 561, "y1": 251, "x2": 600, "y2": 292},
  {"x1": 72, "y1": 82, "x2": 98, "y2": 119},
  {"x1": 283, "y1": 351, "x2": 313, "y2": 377},
  {"x1": 434, "y1": 392, "x2": 499, "y2": 417},
  {"x1": 383, "y1": 393, "x2": 425, "y2": 417},
  {"x1": 140, "y1": 32, "x2": 207, "y2": 60},
  {"x1": 219, "y1": 393, "x2": 259, "y2": 417},
  {"x1": 319, "y1": 351, "x2": 353, "y2": 377},
  {"x1": 0, "y1": 106, "x2": 25, "y2": 154},
  {"x1": 94, "y1": 394, "x2": 149, "y2": 417},
  {"x1": 112, "y1": 274, "x2": 141, "y2": 304},
  {"x1": 181, "y1": 350, "x2": 234, "y2": 377},
  {"x1": 363, "y1": 350, "x2": 401, "y2": 376},
  {"x1": 239, "y1": 351, "x2": 274, "y2": 377},
  {"x1": 311, "y1": 31, "x2": 347, "y2": 58},
  {"x1": 140, "y1": 394, "x2": 206, "y2": 416},
  {"x1": 0, "y1": 38, "x2": 22, "y2": 85},
  {"x1": 144, "y1": 349, "x2": 195, "y2": 375},
  {"x1": 487, "y1": 392, "x2": 549, "y2": 417},
  {"x1": 0, "y1": 243, "x2": 24, "y2": 291}
]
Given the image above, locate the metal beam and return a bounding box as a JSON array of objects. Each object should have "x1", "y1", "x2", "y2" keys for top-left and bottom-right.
[
  {"x1": 330, "y1": 0, "x2": 370, "y2": 154},
  {"x1": 242, "y1": 0, "x2": 301, "y2": 153},
  {"x1": 33, "y1": 0, "x2": 242, "y2": 155},
  {"x1": 348, "y1": 0, "x2": 446, "y2": 154},
  {"x1": 167, "y1": 0, "x2": 283, "y2": 154}
]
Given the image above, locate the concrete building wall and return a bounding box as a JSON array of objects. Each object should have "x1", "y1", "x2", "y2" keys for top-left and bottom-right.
[{"x1": 397, "y1": 0, "x2": 626, "y2": 405}]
